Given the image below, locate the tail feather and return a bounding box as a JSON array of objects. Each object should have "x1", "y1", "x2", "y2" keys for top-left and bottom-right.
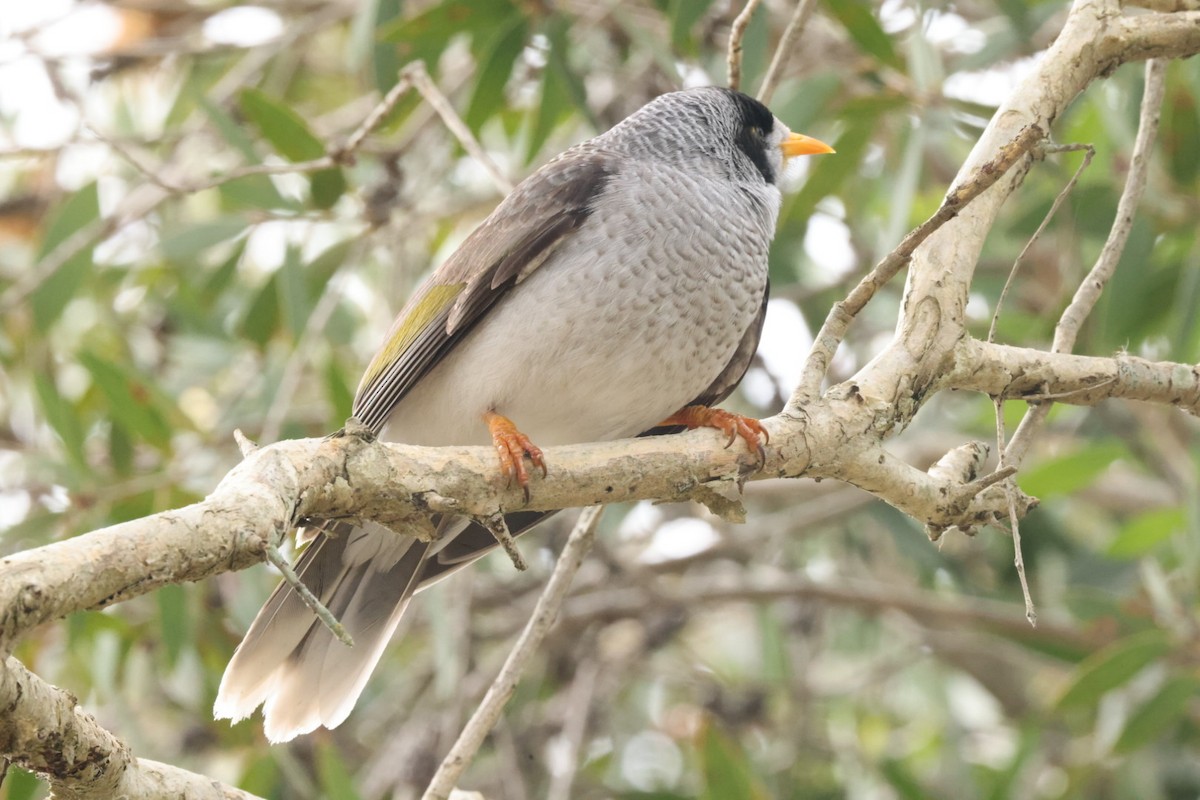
[
  {"x1": 215, "y1": 512, "x2": 557, "y2": 741},
  {"x1": 215, "y1": 520, "x2": 429, "y2": 743}
]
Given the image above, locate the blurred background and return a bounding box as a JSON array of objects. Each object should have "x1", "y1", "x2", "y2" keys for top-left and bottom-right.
[{"x1": 2, "y1": 0, "x2": 1199, "y2": 797}]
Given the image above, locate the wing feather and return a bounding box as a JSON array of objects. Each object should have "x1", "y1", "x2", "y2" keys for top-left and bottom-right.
[{"x1": 353, "y1": 152, "x2": 613, "y2": 432}]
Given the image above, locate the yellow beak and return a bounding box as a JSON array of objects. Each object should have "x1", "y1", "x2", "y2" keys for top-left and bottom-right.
[{"x1": 780, "y1": 132, "x2": 836, "y2": 158}]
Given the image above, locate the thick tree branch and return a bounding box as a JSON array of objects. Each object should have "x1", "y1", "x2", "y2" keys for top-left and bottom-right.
[
  {"x1": 852, "y1": 0, "x2": 1200, "y2": 413},
  {"x1": 0, "y1": 657, "x2": 261, "y2": 799},
  {"x1": 946, "y1": 340, "x2": 1200, "y2": 412}
]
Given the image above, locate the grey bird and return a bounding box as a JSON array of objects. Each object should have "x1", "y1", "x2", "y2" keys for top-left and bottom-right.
[{"x1": 213, "y1": 86, "x2": 834, "y2": 742}]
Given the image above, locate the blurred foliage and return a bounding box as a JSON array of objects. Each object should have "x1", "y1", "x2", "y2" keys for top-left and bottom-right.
[{"x1": 2, "y1": 0, "x2": 1200, "y2": 798}]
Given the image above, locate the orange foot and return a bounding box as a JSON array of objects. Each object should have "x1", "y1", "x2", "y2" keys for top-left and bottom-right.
[
  {"x1": 659, "y1": 405, "x2": 769, "y2": 464},
  {"x1": 484, "y1": 411, "x2": 546, "y2": 501}
]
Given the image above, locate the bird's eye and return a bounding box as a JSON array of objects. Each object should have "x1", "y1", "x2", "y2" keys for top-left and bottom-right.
[{"x1": 750, "y1": 125, "x2": 765, "y2": 138}]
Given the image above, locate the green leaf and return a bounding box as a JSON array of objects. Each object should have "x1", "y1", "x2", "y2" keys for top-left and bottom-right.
[
  {"x1": 370, "y1": 0, "x2": 404, "y2": 93},
  {"x1": 880, "y1": 758, "x2": 926, "y2": 800},
  {"x1": 32, "y1": 182, "x2": 100, "y2": 330},
  {"x1": 1162, "y1": 80, "x2": 1200, "y2": 185},
  {"x1": 237, "y1": 754, "x2": 280, "y2": 797},
  {"x1": 325, "y1": 355, "x2": 355, "y2": 423},
  {"x1": 699, "y1": 723, "x2": 767, "y2": 800},
  {"x1": 464, "y1": 14, "x2": 528, "y2": 133},
  {"x1": 239, "y1": 88, "x2": 325, "y2": 162},
  {"x1": 1055, "y1": 630, "x2": 1172, "y2": 711},
  {"x1": 316, "y1": 743, "x2": 363, "y2": 800},
  {"x1": 526, "y1": 20, "x2": 574, "y2": 162},
  {"x1": 277, "y1": 246, "x2": 309, "y2": 339},
  {"x1": 310, "y1": 166, "x2": 347, "y2": 210},
  {"x1": 1114, "y1": 675, "x2": 1200, "y2": 753},
  {"x1": 1018, "y1": 440, "x2": 1127, "y2": 498},
  {"x1": 1, "y1": 765, "x2": 45, "y2": 800},
  {"x1": 240, "y1": 272, "x2": 281, "y2": 348},
  {"x1": 669, "y1": 0, "x2": 715, "y2": 53},
  {"x1": 380, "y1": 0, "x2": 515, "y2": 65},
  {"x1": 820, "y1": 0, "x2": 902, "y2": 70},
  {"x1": 1107, "y1": 507, "x2": 1185, "y2": 558},
  {"x1": 159, "y1": 217, "x2": 248, "y2": 263},
  {"x1": 78, "y1": 351, "x2": 174, "y2": 450},
  {"x1": 34, "y1": 371, "x2": 87, "y2": 469},
  {"x1": 238, "y1": 88, "x2": 345, "y2": 208},
  {"x1": 157, "y1": 583, "x2": 189, "y2": 667}
]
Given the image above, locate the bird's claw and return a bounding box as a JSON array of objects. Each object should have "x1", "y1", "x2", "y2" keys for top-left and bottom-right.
[
  {"x1": 484, "y1": 411, "x2": 546, "y2": 501},
  {"x1": 659, "y1": 406, "x2": 769, "y2": 467}
]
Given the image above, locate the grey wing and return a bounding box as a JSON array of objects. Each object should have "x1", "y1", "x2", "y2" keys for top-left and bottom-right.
[{"x1": 353, "y1": 151, "x2": 614, "y2": 432}]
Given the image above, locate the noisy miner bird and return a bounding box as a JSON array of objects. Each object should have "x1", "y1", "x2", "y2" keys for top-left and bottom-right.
[{"x1": 214, "y1": 86, "x2": 834, "y2": 742}]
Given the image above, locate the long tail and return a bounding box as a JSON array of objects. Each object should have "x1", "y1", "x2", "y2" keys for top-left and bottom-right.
[
  {"x1": 214, "y1": 511, "x2": 552, "y2": 742},
  {"x1": 213, "y1": 520, "x2": 429, "y2": 742}
]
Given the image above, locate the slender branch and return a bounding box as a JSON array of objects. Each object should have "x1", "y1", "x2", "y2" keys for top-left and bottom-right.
[
  {"x1": 403, "y1": 62, "x2": 513, "y2": 194},
  {"x1": 727, "y1": 0, "x2": 763, "y2": 91},
  {"x1": 1054, "y1": 60, "x2": 1166, "y2": 354},
  {"x1": 1006, "y1": 58, "x2": 1167, "y2": 464},
  {"x1": 757, "y1": 0, "x2": 818, "y2": 104},
  {"x1": 988, "y1": 144, "x2": 1095, "y2": 343},
  {"x1": 791, "y1": 124, "x2": 1045, "y2": 405},
  {"x1": 422, "y1": 507, "x2": 603, "y2": 800},
  {"x1": 993, "y1": 398, "x2": 1037, "y2": 625}
]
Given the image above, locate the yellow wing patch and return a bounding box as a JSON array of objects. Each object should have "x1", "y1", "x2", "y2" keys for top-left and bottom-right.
[{"x1": 358, "y1": 282, "x2": 465, "y2": 395}]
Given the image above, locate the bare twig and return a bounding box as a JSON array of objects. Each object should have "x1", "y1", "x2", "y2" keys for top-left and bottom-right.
[
  {"x1": 1006, "y1": 59, "x2": 1167, "y2": 465},
  {"x1": 233, "y1": 429, "x2": 259, "y2": 457},
  {"x1": 265, "y1": 540, "x2": 355, "y2": 646},
  {"x1": 727, "y1": 0, "x2": 764, "y2": 91},
  {"x1": 473, "y1": 512, "x2": 529, "y2": 571},
  {"x1": 994, "y1": 398, "x2": 1036, "y2": 625},
  {"x1": 757, "y1": 0, "x2": 818, "y2": 104},
  {"x1": 422, "y1": 507, "x2": 603, "y2": 800},
  {"x1": 987, "y1": 143, "x2": 1095, "y2": 342},
  {"x1": 545, "y1": 658, "x2": 600, "y2": 800},
  {"x1": 403, "y1": 62, "x2": 513, "y2": 194},
  {"x1": 792, "y1": 124, "x2": 1045, "y2": 405}
]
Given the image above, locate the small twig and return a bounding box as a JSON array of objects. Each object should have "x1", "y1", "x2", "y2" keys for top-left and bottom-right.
[
  {"x1": 473, "y1": 512, "x2": 528, "y2": 571},
  {"x1": 422, "y1": 506, "x2": 604, "y2": 800},
  {"x1": 1007, "y1": 59, "x2": 1167, "y2": 465},
  {"x1": 988, "y1": 143, "x2": 1096, "y2": 343},
  {"x1": 1010, "y1": 374, "x2": 1118, "y2": 403},
  {"x1": 545, "y1": 658, "x2": 600, "y2": 800},
  {"x1": 962, "y1": 464, "x2": 1018, "y2": 497},
  {"x1": 1054, "y1": 63, "x2": 1166, "y2": 353},
  {"x1": 757, "y1": 0, "x2": 818, "y2": 104},
  {"x1": 993, "y1": 398, "x2": 1037, "y2": 626},
  {"x1": 334, "y1": 68, "x2": 419, "y2": 162},
  {"x1": 727, "y1": 0, "x2": 763, "y2": 91},
  {"x1": 0, "y1": 61, "x2": 413, "y2": 317},
  {"x1": 233, "y1": 429, "x2": 259, "y2": 458},
  {"x1": 791, "y1": 124, "x2": 1045, "y2": 405},
  {"x1": 264, "y1": 541, "x2": 355, "y2": 647},
  {"x1": 86, "y1": 125, "x2": 181, "y2": 193},
  {"x1": 403, "y1": 62, "x2": 513, "y2": 194}
]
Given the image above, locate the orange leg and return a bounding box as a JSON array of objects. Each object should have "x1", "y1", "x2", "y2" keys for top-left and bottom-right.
[
  {"x1": 484, "y1": 411, "x2": 546, "y2": 500},
  {"x1": 659, "y1": 405, "x2": 769, "y2": 462}
]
